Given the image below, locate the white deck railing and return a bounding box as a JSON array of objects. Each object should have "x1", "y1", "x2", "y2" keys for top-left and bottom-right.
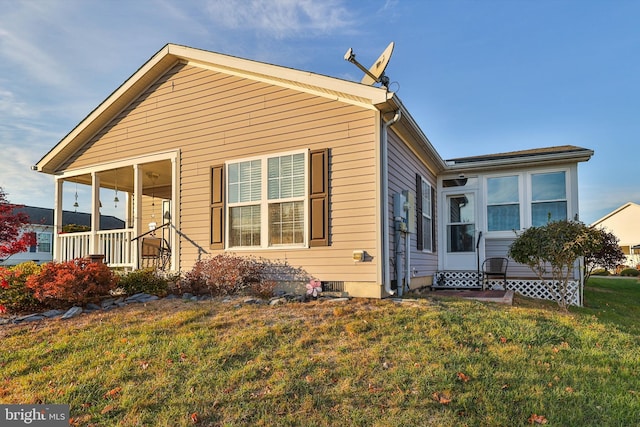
[{"x1": 58, "y1": 229, "x2": 135, "y2": 268}]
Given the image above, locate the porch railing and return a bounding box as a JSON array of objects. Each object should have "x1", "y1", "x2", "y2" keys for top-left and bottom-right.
[{"x1": 57, "y1": 229, "x2": 134, "y2": 268}]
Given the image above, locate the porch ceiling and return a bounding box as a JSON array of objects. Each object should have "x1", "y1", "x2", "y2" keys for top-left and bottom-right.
[{"x1": 66, "y1": 160, "x2": 172, "y2": 196}]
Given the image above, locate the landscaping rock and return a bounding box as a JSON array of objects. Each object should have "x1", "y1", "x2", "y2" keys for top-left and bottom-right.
[
  {"x1": 14, "y1": 314, "x2": 45, "y2": 323},
  {"x1": 86, "y1": 303, "x2": 101, "y2": 311},
  {"x1": 182, "y1": 293, "x2": 194, "y2": 300},
  {"x1": 42, "y1": 309, "x2": 65, "y2": 318},
  {"x1": 61, "y1": 306, "x2": 83, "y2": 320},
  {"x1": 101, "y1": 298, "x2": 116, "y2": 308}
]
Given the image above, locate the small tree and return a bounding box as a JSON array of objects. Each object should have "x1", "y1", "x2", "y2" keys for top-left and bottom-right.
[
  {"x1": 583, "y1": 227, "x2": 625, "y2": 284},
  {"x1": 508, "y1": 220, "x2": 592, "y2": 311},
  {"x1": 0, "y1": 187, "x2": 36, "y2": 259}
]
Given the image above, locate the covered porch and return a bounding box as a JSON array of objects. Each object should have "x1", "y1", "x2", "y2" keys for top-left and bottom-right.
[{"x1": 52, "y1": 152, "x2": 179, "y2": 271}]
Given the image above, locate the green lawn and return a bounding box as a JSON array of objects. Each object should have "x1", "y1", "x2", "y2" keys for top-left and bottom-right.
[{"x1": 1, "y1": 279, "x2": 639, "y2": 426}]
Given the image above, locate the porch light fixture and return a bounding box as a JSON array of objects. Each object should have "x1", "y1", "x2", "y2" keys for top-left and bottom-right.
[
  {"x1": 73, "y1": 183, "x2": 79, "y2": 212},
  {"x1": 113, "y1": 168, "x2": 120, "y2": 208}
]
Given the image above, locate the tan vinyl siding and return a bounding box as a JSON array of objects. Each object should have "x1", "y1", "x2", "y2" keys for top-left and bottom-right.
[
  {"x1": 63, "y1": 63, "x2": 379, "y2": 285},
  {"x1": 387, "y1": 129, "x2": 438, "y2": 279}
]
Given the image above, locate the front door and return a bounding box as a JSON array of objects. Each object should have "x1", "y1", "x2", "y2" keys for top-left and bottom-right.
[{"x1": 443, "y1": 192, "x2": 478, "y2": 270}]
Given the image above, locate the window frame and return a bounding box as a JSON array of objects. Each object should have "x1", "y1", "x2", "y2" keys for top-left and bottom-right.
[
  {"x1": 484, "y1": 168, "x2": 570, "y2": 235},
  {"x1": 485, "y1": 174, "x2": 522, "y2": 233},
  {"x1": 420, "y1": 177, "x2": 433, "y2": 253},
  {"x1": 529, "y1": 170, "x2": 568, "y2": 226},
  {"x1": 225, "y1": 149, "x2": 309, "y2": 250}
]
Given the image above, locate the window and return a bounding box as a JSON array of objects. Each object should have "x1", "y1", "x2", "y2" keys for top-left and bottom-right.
[
  {"x1": 227, "y1": 152, "x2": 306, "y2": 248},
  {"x1": 487, "y1": 175, "x2": 520, "y2": 231},
  {"x1": 531, "y1": 171, "x2": 567, "y2": 226},
  {"x1": 416, "y1": 174, "x2": 436, "y2": 252},
  {"x1": 37, "y1": 232, "x2": 52, "y2": 253}
]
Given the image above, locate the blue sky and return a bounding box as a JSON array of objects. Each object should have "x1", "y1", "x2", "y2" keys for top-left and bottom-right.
[{"x1": 0, "y1": 0, "x2": 638, "y2": 224}]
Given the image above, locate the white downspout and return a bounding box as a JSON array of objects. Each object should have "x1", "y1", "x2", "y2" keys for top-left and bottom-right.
[{"x1": 382, "y1": 110, "x2": 401, "y2": 296}]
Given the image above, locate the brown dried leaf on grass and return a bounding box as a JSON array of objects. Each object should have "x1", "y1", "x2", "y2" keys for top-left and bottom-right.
[
  {"x1": 457, "y1": 372, "x2": 470, "y2": 382},
  {"x1": 432, "y1": 391, "x2": 452, "y2": 405},
  {"x1": 528, "y1": 413, "x2": 548, "y2": 424},
  {"x1": 103, "y1": 387, "x2": 121, "y2": 399}
]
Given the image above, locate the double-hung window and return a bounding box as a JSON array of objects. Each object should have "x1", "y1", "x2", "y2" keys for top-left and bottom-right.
[
  {"x1": 421, "y1": 178, "x2": 433, "y2": 252},
  {"x1": 227, "y1": 151, "x2": 306, "y2": 248},
  {"x1": 531, "y1": 171, "x2": 567, "y2": 226},
  {"x1": 416, "y1": 174, "x2": 436, "y2": 252},
  {"x1": 487, "y1": 175, "x2": 520, "y2": 231}
]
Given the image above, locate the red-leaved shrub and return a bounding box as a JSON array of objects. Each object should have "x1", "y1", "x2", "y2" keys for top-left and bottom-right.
[
  {"x1": 0, "y1": 262, "x2": 44, "y2": 313},
  {"x1": 26, "y1": 258, "x2": 118, "y2": 307},
  {"x1": 181, "y1": 254, "x2": 263, "y2": 297}
]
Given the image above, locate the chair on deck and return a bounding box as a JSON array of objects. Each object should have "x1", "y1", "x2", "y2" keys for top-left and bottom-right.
[
  {"x1": 482, "y1": 257, "x2": 508, "y2": 290},
  {"x1": 140, "y1": 236, "x2": 171, "y2": 270}
]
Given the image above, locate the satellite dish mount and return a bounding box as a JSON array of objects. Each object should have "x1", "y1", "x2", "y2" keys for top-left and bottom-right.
[{"x1": 344, "y1": 42, "x2": 395, "y2": 87}]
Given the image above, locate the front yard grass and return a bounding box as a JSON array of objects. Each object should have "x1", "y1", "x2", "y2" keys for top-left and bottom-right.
[{"x1": 1, "y1": 278, "x2": 639, "y2": 426}]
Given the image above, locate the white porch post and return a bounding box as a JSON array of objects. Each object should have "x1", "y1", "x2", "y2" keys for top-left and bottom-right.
[
  {"x1": 170, "y1": 156, "x2": 179, "y2": 271},
  {"x1": 90, "y1": 172, "x2": 101, "y2": 254},
  {"x1": 53, "y1": 178, "x2": 63, "y2": 261},
  {"x1": 133, "y1": 164, "x2": 142, "y2": 269}
]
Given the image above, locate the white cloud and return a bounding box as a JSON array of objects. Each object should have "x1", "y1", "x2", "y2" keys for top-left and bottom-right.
[{"x1": 204, "y1": 0, "x2": 353, "y2": 38}]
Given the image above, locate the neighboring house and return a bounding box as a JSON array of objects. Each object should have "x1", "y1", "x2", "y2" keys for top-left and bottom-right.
[
  {"x1": 33, "y1": 44, "x2": 593, "y2": 300},
  {"x1": 591, "y1": 202, "x2": 640, "y2": 268},
  {"x1": 0, "y1": 206, "x2": 125, "y2": 266}
]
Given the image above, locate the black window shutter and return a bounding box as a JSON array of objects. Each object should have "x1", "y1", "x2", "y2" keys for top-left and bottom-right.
[
  {"x1": 210, "y1": 165, "x2": 224, "y2": 249},
  {"x1": 416, "y1": 173, "x2": 423, "y2": 251},
  {"x1": 309, "y1": 149, "x2": 329, "y2": 247}
]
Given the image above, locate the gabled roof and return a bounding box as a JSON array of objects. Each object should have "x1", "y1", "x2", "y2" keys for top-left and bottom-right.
[
  {"x1": 13, "y1": 206, "x2": 125, "y2": 230},
  {"x1": 444, "y1": 145, "x2": 593, "y2": 172},
  {"x1": 36, "y1": 43, "x2": 430, "y2": 174},
  {"x1": 591, "y1": 202, "x2": 640, "y2": 227}
]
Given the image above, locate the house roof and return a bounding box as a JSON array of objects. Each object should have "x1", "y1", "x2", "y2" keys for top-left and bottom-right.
[
  {"x1": 444, "y1": 145, "x2": 593, "y2": 172},
  {"x1": 36, "y1": 43, "x2": 446, "y2": 174},
  {"x1": 34, "y1": 43, "x2": 590, "y2": 178},
  {"x1": 13, "y1": 205, "x2": 125, "y2": 230},
  {"x1": 591, "y1": 202, "x2": 640, "y2": 227}
]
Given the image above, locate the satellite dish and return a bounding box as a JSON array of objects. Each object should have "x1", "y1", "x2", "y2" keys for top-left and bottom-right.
[{"x1": 344, "y1": 42, "x2": 394, "y2": 87}]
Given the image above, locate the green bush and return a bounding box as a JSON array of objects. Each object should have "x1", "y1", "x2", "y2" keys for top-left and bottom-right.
[
  {"x1": 591, "y1": 268, "x2": 610, "y2": 276},
  {"x1": 619, "y1": 268, "x2": 639, "y2": 277},
  {"x1": 118, "y1": 268, "x2": 169, "y2": 297},
  {"x1": 0, "y1": 262, "x2": 44, "y2": 314}
]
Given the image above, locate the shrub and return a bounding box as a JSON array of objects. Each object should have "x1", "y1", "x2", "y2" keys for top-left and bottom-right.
[
  {"x1": 26, "y1": 258, "x2": 118, "y2": 308},
  {"x1": 0, "y1": 262, "x2": 44, "y2": 314},
  {"x1": 619, "y1": 268, "x2": 639, "y2": 277},
  {"x1": 591, "y1": 268, "x2": 610, "y2": 276},
  {"x1": 181, "y1": 254, "x2": 264, "y2": 297},
  {"x1": 118, "y1": 268, "x2": 169, "y2": 297},
  {"x1": 248, "y1": 280, "x2": 278, "y2": 299}
]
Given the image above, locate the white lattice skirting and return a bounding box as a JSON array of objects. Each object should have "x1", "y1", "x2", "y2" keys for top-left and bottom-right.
[{"x1": 433, "y1": 271, "x2": 582, "y2": 306}]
